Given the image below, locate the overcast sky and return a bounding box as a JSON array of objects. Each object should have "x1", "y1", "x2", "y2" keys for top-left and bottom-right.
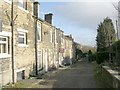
[{"x1": 39, "y1": 0, "x2": 118, "y2": 46}]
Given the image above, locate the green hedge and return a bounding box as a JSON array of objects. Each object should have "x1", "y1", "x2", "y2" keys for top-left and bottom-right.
[
  {"x1": 96, "y1": 52, "x2": 109, "y2": 64},
  {"x1": 96, "y1": 40, "x2": 120, "y2": 65},
  {"x1": 112, "y1": 40, "x2": 120, "y2": 52}
]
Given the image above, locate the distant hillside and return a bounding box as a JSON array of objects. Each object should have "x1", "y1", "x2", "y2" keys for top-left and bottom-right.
[{"x1": 74, "y1": 42, "x2": 96, "y2": 53}]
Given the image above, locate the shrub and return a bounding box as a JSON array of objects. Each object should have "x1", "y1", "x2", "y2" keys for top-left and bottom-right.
[{"x1": 96, "y1": 52, "x2": 109, "y2": 64}]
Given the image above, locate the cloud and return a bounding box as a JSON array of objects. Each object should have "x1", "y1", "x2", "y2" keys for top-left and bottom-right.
[
  {"x1": 54, "y1": 2, "x2": 117, "y2": 30},
  {"x1": 39, "y1": 0, "x2": 119, "y2": 2},
  {"x1": 52, "y1": 2, "x2": 118, "y2": 46},
  {"x1": 73, "y1": 28, "x2": 97, "y2": 46}
]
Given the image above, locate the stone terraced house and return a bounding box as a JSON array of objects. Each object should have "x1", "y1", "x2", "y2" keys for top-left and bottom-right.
[
  {"x1": 62, "y1": 35, "x2": 76, "y2": 65},
  {"x1": 1, "y1": 0, "x2": 35, "y2": 85},
  {"x1": 0, "y1": 0, "x2": 75, "y2": 86}
]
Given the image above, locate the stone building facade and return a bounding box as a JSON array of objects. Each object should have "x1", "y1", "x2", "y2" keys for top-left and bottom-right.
[
  {"x1": 0, "y1": 0, "x2": 76, "y2": 86},
  {"x1": 1, "y1": 0, "x2": 35, "y2": 85},
  {"x1": 62, "y1": 35, "x2": 75, "y2": 65},
  {"x1": 36, "y1": 16, "x2": 65, "y2": 73},
  {"x1": 36, "y1": 19, "x2": 56, "y2": 73}
]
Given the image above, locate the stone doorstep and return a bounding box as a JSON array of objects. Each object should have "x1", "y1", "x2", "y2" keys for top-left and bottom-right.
[{"x1": 102, "y1": 66, "x2": 120, "y2": 80}]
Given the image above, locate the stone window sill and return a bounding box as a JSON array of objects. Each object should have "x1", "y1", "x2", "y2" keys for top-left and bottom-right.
[
  {"x1": 0, "y1": 54, "x2": 11, "y2": 59},
  {"x1": 4, "y1": 0, "x2": 12, "y2": 4},
  {"x1": 18, "y1": 44, "x2": 29, "y2": 47}
]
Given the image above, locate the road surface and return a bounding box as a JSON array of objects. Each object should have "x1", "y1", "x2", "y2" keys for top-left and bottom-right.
[
  {"x1": 39, "y1": 58, "x2": 103, "y2": 88},
  {"x1": 9, "y1": 58, "x2": 103, "y2": 88}
]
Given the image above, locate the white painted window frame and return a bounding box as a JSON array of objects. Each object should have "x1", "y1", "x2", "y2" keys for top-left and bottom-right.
[
  {"x1": 61, "y1": 32, "x2": 63, "y2": 45},
  {"x1": 18, "y1": 0, "x2": 29, "y2": 13},
  {"x1": 50, "y1": 30, "x2": 52, "y2": 43},
  {"x1": 37, "y1": 50, "x2": 42, "y2": 70},
  {"x1": 18, "y1": 32, "x2": 26, "y2": 44},
  {"x1": 37, "y1": 25, "x2": 42, "y2": 42},
  {"x1": 55, "y1": 29, "x2": 58, "y2": 44},
  {"x1": 0, "y1": 19, "x2": 2, "y2": 32},
  {"x1": 17, "y1": 28, "x2": 28, "y2": 47},
  {"x1": 4, "y1": 0, "x2": 12, "y2": 4},
  {"x1": 0, "y1": 36, "x2": 8, "y2": 54},
  {"x1": 0, "y1": 31, "x2": 11, "y2": 58}
]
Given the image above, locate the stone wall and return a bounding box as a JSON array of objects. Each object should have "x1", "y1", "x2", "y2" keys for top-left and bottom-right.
[
  {"x1": 102, "y1": 66, "x2": 120, "y2": 88},
  {"x1": 0, "y1": 58, "x2": 11, "y2": 85}
]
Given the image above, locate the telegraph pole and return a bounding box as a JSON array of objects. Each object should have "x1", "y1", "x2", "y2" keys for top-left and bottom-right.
[
  {"x1": 5, "y1": 0, "x2": 18, "y2": 84},
  {"x1": 11, "y1": 0, "x2": 15, "y2": 84}
]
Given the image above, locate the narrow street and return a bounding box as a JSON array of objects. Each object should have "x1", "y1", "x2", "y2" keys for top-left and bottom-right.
[
  {"x1": 53, "y1": 60, "x2": 99, "y2": 88},
  {"x1": 37, "y1": 58, "x2": 103, "y2": 88},
  {"x1": 4, "y1": 58, "x2": 105, "y2": 88}
]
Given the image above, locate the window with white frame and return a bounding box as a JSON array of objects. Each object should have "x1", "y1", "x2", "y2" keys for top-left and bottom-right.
[
  {"x1": 61, "y1": 32, "x2": 63, "y2": 44},
  {"x1": 18, "y1": 32, "x2": 27, "y2": 44},
  {"x1": 0, "y1": 19, "x2": 2, "y2": 32},
  {"x1": 37, "y1": 25, "x2": 41, "y2": 42},
  {"x1": 50, "y1": 30, "x2": 52, "y2": 43},
  {"x1": 18, "y1": 0, "x2": 27, "y2": 10},
  {"x1": 0, "y1": 36, "x2": 8, "y2": 54},
  {"x1": 4, "y1": 0, "x2": 12, "y2": 3},
  {"x1": 55, "y1": 29, "x2": 56, "y2": 44},
  {"x1": 8, "y1": 0, "x2": 11, "y2": 1},
  {"x1": 37, "y1": 50, "x2": 42, "y2": 70},
  {"x1": 55, "y1": 29, "x2": 58, "y2": 44}
]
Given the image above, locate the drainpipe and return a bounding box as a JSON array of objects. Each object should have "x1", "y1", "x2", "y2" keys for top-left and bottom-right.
[
  {"x1": 35, "y1": 18, "x2": 38, "y2": 75},
  {"x1": 33, "y1": 1, "x2": 40, "y2": 76}
]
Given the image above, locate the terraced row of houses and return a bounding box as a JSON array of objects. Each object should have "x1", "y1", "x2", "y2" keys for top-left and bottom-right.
[{"x1": 0, "y1": 0, "x2": 76, "y2": 86}]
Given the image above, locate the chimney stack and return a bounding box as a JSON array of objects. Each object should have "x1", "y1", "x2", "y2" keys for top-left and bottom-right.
[
  {"x1": 34, "y1": 2, "x2": 40, "y2": 18},
  {"x1": 44, "y1": 13, "x2": 53, "y2": 24}
]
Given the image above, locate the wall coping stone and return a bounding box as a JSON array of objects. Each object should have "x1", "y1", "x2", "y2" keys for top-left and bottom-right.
[{"x1": 102, "y1": 66, "x2": 120, "y2": 81}]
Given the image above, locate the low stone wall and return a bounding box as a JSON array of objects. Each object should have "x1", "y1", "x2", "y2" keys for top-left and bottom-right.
[{"x1": 102, "y1": 66, "x2": 120, "y2": 88}]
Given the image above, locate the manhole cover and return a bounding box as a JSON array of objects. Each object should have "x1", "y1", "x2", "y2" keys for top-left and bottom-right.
[{"x1": 39, "y1": 81, "x2": 48, "y2": 85}]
